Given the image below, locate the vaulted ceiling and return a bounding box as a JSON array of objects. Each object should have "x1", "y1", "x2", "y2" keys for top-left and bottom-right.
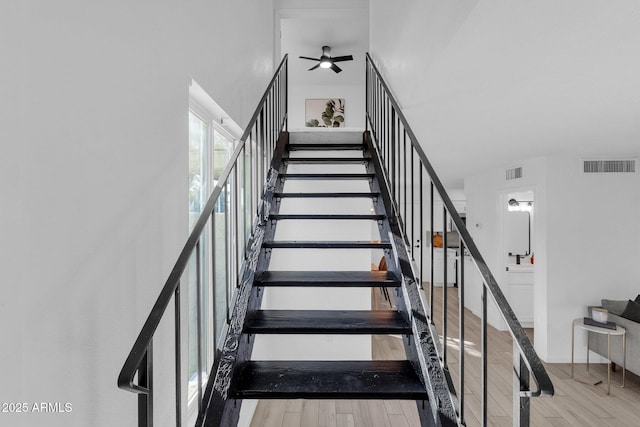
[{"x1": 275, "y1": 0, "x2": 640, "y2": 187}]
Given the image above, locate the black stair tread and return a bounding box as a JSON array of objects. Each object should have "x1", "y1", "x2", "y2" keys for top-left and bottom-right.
[
  {"x1": 269, "y1": 214, "x2": 386, "y2": 220},
  {"x1": 263, "y1": 240, "x2": 392, "y2": 249},
  {"x1": 274, "y1": 192, "x2": 380, "y2": 198},
  {"x1": 255, "y1": 270, "x2": 401, "y2": 287},
  {"x1": 279, "y1": 173, "x2": 375, "y2": 180},
  {"x1": 231, "y1": 360, "x2": 427, "y2": 400},
  {"x1": 244, "y1": 310, "x2": 411, "y2": 334},
  {"x1": 287, "y1": 143, "x2": 365, "y2": 151},
  {"x1": 283, "y1": 157, "x2": 372, "y2": 163}
]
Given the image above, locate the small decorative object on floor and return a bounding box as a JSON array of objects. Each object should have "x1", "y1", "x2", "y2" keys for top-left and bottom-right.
[
  {"x1": 592, "y1": 307, "x2": 608, "y2": 323},
  {"x1": 583, "y1": 317, "x2": 617, "y2": 330}
]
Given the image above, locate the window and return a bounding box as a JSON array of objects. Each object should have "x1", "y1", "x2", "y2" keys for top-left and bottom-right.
[
  {"x1": 187, "y1": 105, "x2": 236, "y2": 406},
  {"x1": 187, "y1": 111, "x2": 210, "y2": 403}
]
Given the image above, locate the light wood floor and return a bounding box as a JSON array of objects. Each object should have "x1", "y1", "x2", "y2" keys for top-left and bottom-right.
[{"x1": 249, "y1": 287, "x2": 640, "y2": 426}]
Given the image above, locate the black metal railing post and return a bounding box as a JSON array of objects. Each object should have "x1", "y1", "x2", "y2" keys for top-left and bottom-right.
[
  {"x1": 174, "y1": 286, "x2": 182, "y2": 427},
  {"x1": 138, "y1": 344, "x2": 153, "y2": 427},
  {"x1": 458, "y1": 240, "x2": 465, "y2": 425}
]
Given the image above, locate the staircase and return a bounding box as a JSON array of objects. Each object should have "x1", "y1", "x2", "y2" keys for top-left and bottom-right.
[
  {"x1": 196, "y1": 131, "x2": 444, "y2": 426},
  {"x1": 233, "y1": 131, "x2": 425, "y2": 405},
  {"x1": 120, "y1": 54, "x2": 553, "y2": 427}
]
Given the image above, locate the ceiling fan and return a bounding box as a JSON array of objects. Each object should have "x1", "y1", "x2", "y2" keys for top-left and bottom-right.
[{"x1": 299, "y1": 46, "x2": 353, "y2": 73}]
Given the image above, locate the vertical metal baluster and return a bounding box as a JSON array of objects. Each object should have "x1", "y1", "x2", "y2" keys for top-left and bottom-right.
[
  {"x1": 365, "y1": 61, "x2": 369, "y2": 130},
  {"x1": 260, "y1": 119, "x2": 264, "y2": 197},
  {"x1": 254, "y1": 124, "x2": 259, "y2": 212},
  {"x1": 383, "y1": 94, "x2": 387, "y2": 170},
  {"x1": 411, "y1": 145, "x2": 415, "y2": 259},
  {"x1": 373, "y1": 73, "x2": 378, "y2": 136},
  {"x1": 211, "y1": 211, "x2": 217, "y2": 345},
  {"x1": 231, "y1": 165, "x2": 240, "y2": 287},
  {"x1": 271, "y1": 88, "x2": 275, "y2": 154},
  {"x1": 242, "y1": 147, "x2": 247, "y2": 258},
  {"x1": 379, "y1": 80, "x2": 382, "y2": 143},
  {"x1": 403, "y1": 129, "x2": 407, "y2": 232},
  {"x1": 276, "y1": 77, "x2": 280, "y2": 132},
  {"x1": 270, "y1": 90, "x2": 274, "y2": 155},
  {"x1": 380, "y1": 93, "x2": 383, "y2": 164},
  {"x1": 419, "y1": 166, "x2": 423, "y2": 293},
  {"x1": 458, "y1": 240, "x2": 465, "y2": 425},
  {"x1": 224, "y1": 186, "x2": 230, "y2": 324},
  {"x1": 274, "y1": 75, "x2": 277, "y2": 131},
  {"x1": 376, "y1": 78, "x2": 380, "y2": 140},
  {"x1": 259, "y1": 110, "x2": 264, "y2": 195},
  {"x1": 138, "y1": 343, "x2": 153, "y2": 427},
  {"x1": 429, "y1": 181, "x2": 435, "y2": 320},
  {"x1": 379, "y1": 80, "x2": 383, "y2": 144},
  {"x1": 263, "y1": 107, "x2": 268, "y2": 190},
  {"x1": 369, "y1": 63, "x2": 373, "y2": 131},
  {"x1": 481, "y1": 285, "x2": 488, "y2": 427},
  {"x1": 396, "y1": 115, "x2": 401, "y2": 210},
  {"x1": 443, "y1": 206, "x2": 448, "y2": 362},
  {"x1": 285, "y1": 62, "x2": 288, "y2": 129},
  {"x1": 266, "y1": 93, "x2": 271, "y2": 160},
  {"x1": 387, "y1": 99, "x2": 391, "y2": 175},
  {"x1": 249, "y1": 132, "x2": 254, "y2": 222},
  {"x1": 513, "y1": 342, "x2": 530, "y2": 427},
  {"x1": 374, "y1": 73, "x2": 377, "y2": 136},
  {"x1": 196, "y1": 241, "x2": 203, "y2": 411},
  {"x1": 174, "y1": 286, "x2": 182, "y2": 427},
  {"x1": 266, "y1": 93, "x2": 270, "y2": 162},
  {"x1": 391, "y1": 109, "x2": 396, "y2": 202}
]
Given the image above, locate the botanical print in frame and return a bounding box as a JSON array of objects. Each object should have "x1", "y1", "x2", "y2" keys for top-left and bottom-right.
[{"x1": 305, "y1": 98, "x2": 345, "y2": 128}]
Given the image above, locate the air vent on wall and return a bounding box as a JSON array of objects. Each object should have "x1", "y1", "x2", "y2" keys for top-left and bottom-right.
[
  {"x1": 582, "y1": 159, "x2": 636, "y2": 174},
  {"x1": 506, "y1": 166, "x2": 523, "y2": 180}
]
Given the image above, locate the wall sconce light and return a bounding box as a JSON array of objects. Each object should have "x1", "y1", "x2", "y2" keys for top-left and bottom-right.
[{"x1": 508, "y1": 199, "x2": 533, "y2": 212}]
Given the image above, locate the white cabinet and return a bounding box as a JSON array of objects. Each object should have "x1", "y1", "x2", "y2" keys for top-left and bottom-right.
[{"x1": 507, "y1": 269, "x2": 533, "y2": 327}]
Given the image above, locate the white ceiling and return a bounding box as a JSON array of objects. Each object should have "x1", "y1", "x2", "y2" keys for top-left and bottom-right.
[
  {"x1": 281, "y1": 16, "x2": 368, "y2": 86},
  {"x1": 275, "y1": 0, "x2": 369, "y2": 87},
  {"x1": 277, "y1": 1, "x2": 640, "y2": 187}
]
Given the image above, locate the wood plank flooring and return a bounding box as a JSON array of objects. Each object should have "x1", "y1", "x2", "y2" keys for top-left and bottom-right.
[{"x1": 249, "y1": 286, "x2": 640, "y2": 426}]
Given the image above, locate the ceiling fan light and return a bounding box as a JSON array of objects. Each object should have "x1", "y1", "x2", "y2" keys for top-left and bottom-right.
[{"x1": 320, "y1": 60, "x2": 331, "y2": 68}]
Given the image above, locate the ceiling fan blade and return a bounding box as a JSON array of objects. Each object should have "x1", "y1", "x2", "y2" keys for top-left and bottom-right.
[
  {"x1": 330, "y1": 63, "x2": 342, "y2": 73},
  {"x1": 331, "y1": 55, "x2": 353, "y2": 62},
  {"x1": 299, "y1": 56, "x2": 320, "y2": 61},
  {"x1": 308, "y1": 63, "x2": 321, "y2": 71}
]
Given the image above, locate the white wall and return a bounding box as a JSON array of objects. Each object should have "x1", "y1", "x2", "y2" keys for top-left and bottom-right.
[
  {"x1": 465, "y1": 153, "x2": 640, "y2": 363},
  {"x1": 464, "y1": 158, "x2": 547, "y2": 341},
  {"x1": 0, "y1": 1, "x2": 274, "y2": 426},
  {"x1": 544, "y1": 154, "x2": 640, "y2": 362}
]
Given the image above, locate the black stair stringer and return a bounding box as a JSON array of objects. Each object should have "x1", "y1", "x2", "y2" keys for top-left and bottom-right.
[
  {"x1": 364, "y1": 131, "x2": 460, "y2": 427},
  {"x1": 196, "y1": 133, "x2": 289, "y2": 427}
]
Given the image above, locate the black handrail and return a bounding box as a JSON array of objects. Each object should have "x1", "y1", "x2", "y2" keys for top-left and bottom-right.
[
  {"x1": 118, "y1": 54, "x2": 288, "y2": 426},
  {"x1": 365, "y1": 52, "x2": 553, "y2": 425}
]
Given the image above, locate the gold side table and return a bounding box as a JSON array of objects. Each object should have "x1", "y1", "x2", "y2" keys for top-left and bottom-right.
[{"x1": 571, "y1": 317, "x2": 626, "y2": 395}]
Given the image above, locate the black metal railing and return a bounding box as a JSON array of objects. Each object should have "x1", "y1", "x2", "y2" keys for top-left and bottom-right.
[
  {"x1": 118, "y1": 55, "x2": 288, "y2": 427},
  {"x1": 365, "y1": 53, "x2": 553, "y2": 426}
]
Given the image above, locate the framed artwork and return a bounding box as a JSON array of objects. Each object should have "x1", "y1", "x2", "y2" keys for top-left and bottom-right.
[{"x1": 305, "y1": 98, "x2": 345, "y2": 128}]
